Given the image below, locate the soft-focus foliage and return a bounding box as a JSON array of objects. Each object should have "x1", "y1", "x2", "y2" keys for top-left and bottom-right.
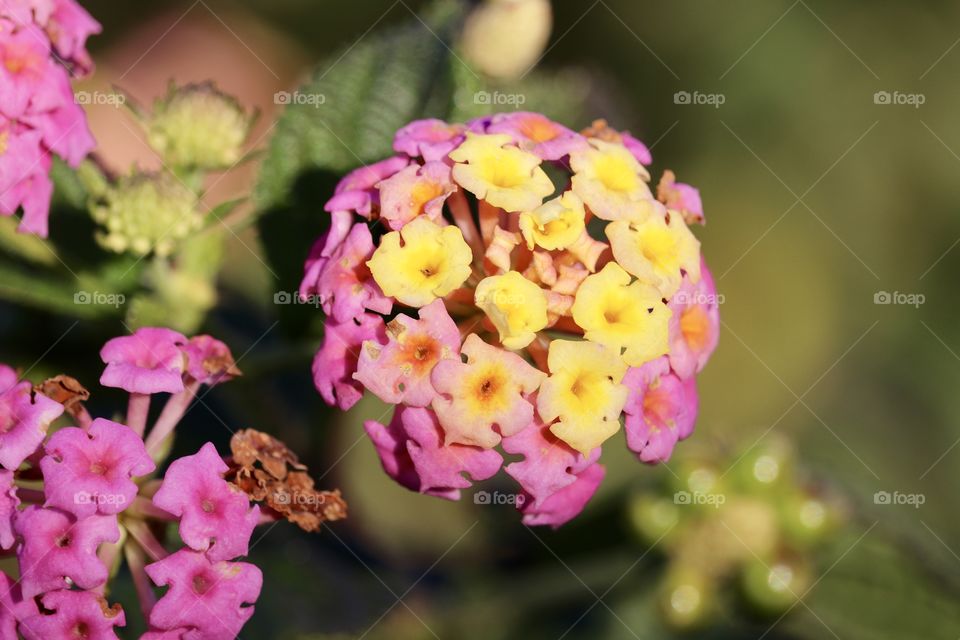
[{"x1": 0, "y1": 0, "x2": 958, "y2": 638}]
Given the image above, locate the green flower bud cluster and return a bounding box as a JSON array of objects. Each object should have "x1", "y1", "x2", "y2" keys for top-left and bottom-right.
[
  {"x1": 91, "y1": 173, "x2": 201, "y2": 257},
  {"x1": 626, "y1": 438, "x2": 844, "y2": 630},
  {"x1": 147, "y1": 82, "x2": 253, "y2": 170}
]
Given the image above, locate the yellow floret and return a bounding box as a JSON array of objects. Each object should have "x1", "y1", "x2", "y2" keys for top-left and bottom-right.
[
  {"x1": 450, "y1": 133, "x2": 554, "y2": 212},
  {"x1": 571, "y1": 262, "x2": 671, "y2": 367},
  {"x1": 570, "y1": 138, "x2": 655, "y2": 222},
  {"x1": 606, "y1": 210, "x2": 701, "y2": 298},
  {"x1": 518, "y1": 191, "x2": 587, "y2": 251},
  {"x1": 367, "y1": 217, "x2": 473, "y2": 307},
  {"x1": 474, "y1": 271, "x2": 548, "y2": 349},
  {"x1": 537, "y1": 339, "x2": 628, "y2": 454}
]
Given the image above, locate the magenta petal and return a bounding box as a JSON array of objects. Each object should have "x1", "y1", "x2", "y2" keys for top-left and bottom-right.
[
  {"x1": 141, "y1": 630, "x2": 188, "y2": 640},
  {"x1": 324, "y1": 156, "x2": 409, "y2": 218},
  {"x1": 0, "y1": 380, "x2": 63, "y2": 470},
  {"x1": 20, "y1": 589, "x2": 124, "y2": 640},
  {"x1": 22, "y1": 100, "x2": 95, "y2": 167},
  {"x1": 0, "y1": 365, "x2": 17, "y2": 393},
  {"x1": 0, "y1": 570, "x2": 34, "y2": 638},
  {"x1": 7, "y1": 168, "x2": 53, "y2": 237},
  {"x1": 363, "y1": 412, "x2": 423, "y2": 494},
  {"x1": 99, "y1": 327, "x2": 188, "y2": 394},
  {"x1": 520, "y1": 463, "x2": 605, "y2": 528},
  {"x1": 621, "y1": 131, "x2": 653, "y2": 166},
  {"x1": 15, "y1": 506, "x2": 119, "y2": 598},
  {"x1": 502, "y1": 420, "x2": 600, "y2": 508},
  {"x1": 392, "y1": 118, "x2": 464, "y2": 162},
  {"x1": 181, "y1": 335, "x2": 238, "y2": 386},
  {"x1": 41, "y1": 417, "x2": 155, "y2": 518},
  {"x1": 310, "y1": 223, "x2": 392, "y2": 323},
  {"x1": 354, "y1": 299, "x2": 460, "y2": 407},
  {"x1": 313, "y1": 313, "x2": 386, "y2": 410},
  {"x1": 403, "y1": 406, "x2": 502, "y2": 497},
  {"x1": 0, "y1": 26, "x2": 53, "y2": 118},
  {"x1": 0, "y1": 470, "x2": 17, "y2": 549},
  {"x1": 152, "y1": 442, "x2": 259, "y2": 561},
  {"x1": 487, "y1": 112, "x2": 588, "y2": 161},
  {"x1": 45, "y1": 0, "x2": 102, "y2": 75},
  {"x1": 668, "y1": 259, "x2": 719, "y2": 379},
  {"x1": 365, "y1": 406, "x2": 502, "y2": 501},
  {"x1": 145, "y1": 548, "x2": 261, "y2": 640},
  {"x1": 622, "y1": 357, "x2": 699, "y2": 463}
]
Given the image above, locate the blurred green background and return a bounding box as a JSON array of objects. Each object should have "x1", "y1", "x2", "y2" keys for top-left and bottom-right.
[{"x1": 3, "y1": 0, "x2": 960, "y2": 637}]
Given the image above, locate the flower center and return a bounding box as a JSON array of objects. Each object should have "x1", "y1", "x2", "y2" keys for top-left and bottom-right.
[
  {"x1": 480, "y1": 154, "x2": 526, "y2": 189},
  {"x1": 201, "y1": 499, "x2": 216, "y2": 513},
  {"x1": 2, "y1": 45, "x2": 39, "y2": 75},
  {"x1": 477, "y1": 376, "x2": 500, "y2": 400},
  {"x1": 643, "y1": 386, "x2": 674, "y2": 430},
  {"x1": 55, "y1": 534, "x2": 71, "y2": 548},
  {"x1": 88, "y1": 462, "x2": 107, "y2": 475},
  {"x1": 192, "y1": 573, "x2": 212, "y2": 595},
  {"x1": 410, "y1": 180, "x2": 444, "y2": 215},
  {"x1": 640, "y1": 227, "x2": 678, "y2": 267},
  {"x1": 71, "y1": 621, "x2": 91, "y2": 639},
  {"x1": 680, "y1": 306, "x2": 710, "y2": 352},
  {"x1": 569, "y1": 376, "x2": 587, "y2": 399},
  {"x1": 519, "y1": 115, "x2": 559, "y2": 143},
  {"x1": 595, "y1": 155, "x2": 637, "y2": 193}
]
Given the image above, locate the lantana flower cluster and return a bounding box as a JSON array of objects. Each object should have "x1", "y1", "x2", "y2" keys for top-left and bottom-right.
[
  {"x1": 0, "y1": 326, "x2": 345, "y2": 639},
  {"x1": 303, "y1": 112, "x2": 720, "y2": 527},
  {"x1": 0, "y1": 0, "x2": 99, "y2": 236}
]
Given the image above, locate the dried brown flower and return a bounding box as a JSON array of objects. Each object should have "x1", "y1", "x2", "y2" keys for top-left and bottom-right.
[
  {"x1": 228, "y1": 429, "x2": 347, "y2": 532},
  {"x1": 33, "y1": 375, "x2": 90, "y2": 421}
]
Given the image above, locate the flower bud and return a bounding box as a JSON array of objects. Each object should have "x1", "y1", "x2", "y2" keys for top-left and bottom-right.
[
  {"x1": 90, "y1": 173, "x2": 201, "y2": 257},
  {"x1": 741, "y1": 556, "x2": 810, "y2": 615},
  {"x1": 780, "y1": 492, "x2": 837, "y2": 548},
  {"x1": 461, "y1": 0, "x2": 552, "y2": 79},
  {"x1": 731, "y1": 437, "x2": 794, "y2": 493},
  {"x1": 147, "y1": 82, "x2": 252, "y2": 170},
  {"x1": 627, "y1": 494, "x2": 680, "y2": 546},
  {"x1": 659, "y1": 567, "x2": 714, "y2": 630}
]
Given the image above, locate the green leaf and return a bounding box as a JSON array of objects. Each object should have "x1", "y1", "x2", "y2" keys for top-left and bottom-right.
[
  {"x1": 0, "y1": 260, "x2": 101, "y2": 318},
  {"x1": 254, "y1": 0, "x2": 467, "y2": 209}
]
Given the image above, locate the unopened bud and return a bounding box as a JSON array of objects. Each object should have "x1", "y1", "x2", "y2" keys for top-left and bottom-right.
[
  {"x1": 90, "y1": 173, "x2": 201, "y2": 257},
  {"x1": 461, "y1": 0, "x2": 552, "y2": 79},
  {"x1": 147, "y1": 82, "x2": 252, "y2": 170}
]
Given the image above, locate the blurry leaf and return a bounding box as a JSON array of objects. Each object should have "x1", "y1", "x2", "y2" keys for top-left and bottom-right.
[
  {"x1": 125, "y1": 233, "x2": 225, "y2": 333},
  {"x1": 449, "y1": 66, "x2": 594, "y2": 127},
  {"x1": 254, "y1": 0, "x2": 467, "y2": 209},
  {"x1": 0, "y1": 217, "x2": 58, "y2": 266},
  {"x1": 782, "y1": 534, "x2": 960, "y2": 640},
  {"x1": 0, "y1": 260, "x2": 94, "y2": 317},
  {"x1": 50, "y1": 157, "x2": 91, "y2": 210}
]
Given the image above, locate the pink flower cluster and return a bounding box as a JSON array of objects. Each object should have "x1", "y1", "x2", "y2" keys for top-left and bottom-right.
[
  {"x1": 0, "y1": 0, "x2": 99, "y2": 236},
  {"x1": 303, "y1": 112, "x2": 720, "y2": 527},
  {"x1": 0, "y1": 327, "x2": 264, "y2": 639}
]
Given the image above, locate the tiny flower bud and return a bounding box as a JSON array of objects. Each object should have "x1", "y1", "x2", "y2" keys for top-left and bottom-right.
[
  {"x1": 461, "y1": 0, "x2": 552, "y2": 79},
  {"x1": 90, "y1": 173, "x2": 201, "y2": 257},
  {"x1": 147, "y1": 82, "x2": 253, "y2": 170}
]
